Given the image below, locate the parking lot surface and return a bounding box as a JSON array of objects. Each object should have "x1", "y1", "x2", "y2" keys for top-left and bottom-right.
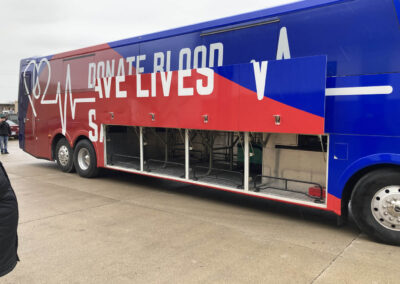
[{"x1": 1, "y1": 140, "x2": 400, "y2": 283}]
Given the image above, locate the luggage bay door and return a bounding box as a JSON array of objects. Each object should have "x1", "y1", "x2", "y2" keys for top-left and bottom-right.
[{"x1": 213, "y1": 55, "x2": 327, "y2": 134}]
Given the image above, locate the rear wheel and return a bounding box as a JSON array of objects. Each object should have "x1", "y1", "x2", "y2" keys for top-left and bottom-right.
[
  {"x1": 351, "y1": 169, "x2": 400, "y2": 245},
  {"x1": 55, "y1": 138, "x2": 75, "y2": 173},
  {"x1": 73, "y1": 139, "x2": 99, "y2": 178}
]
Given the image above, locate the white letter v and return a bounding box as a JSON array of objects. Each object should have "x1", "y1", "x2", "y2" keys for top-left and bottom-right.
[{"x1": 252, "y1": 61, "x2": 268, "y2": 101}]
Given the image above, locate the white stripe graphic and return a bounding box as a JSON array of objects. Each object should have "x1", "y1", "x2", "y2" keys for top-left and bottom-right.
[{"x1": 326, "y1": 86, "x2": 393, "y2": 96}]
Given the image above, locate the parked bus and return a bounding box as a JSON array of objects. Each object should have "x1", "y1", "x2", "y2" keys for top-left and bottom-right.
[{"x1": 18, "y1": 0, "x2": 400, "y2": 245}]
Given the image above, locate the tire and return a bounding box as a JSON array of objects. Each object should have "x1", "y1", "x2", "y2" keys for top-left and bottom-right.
[
  {"x1": 351, "y1": 169, "x2": 400, "y2": 245},
  {"x1": 55, "y1": 138, "x2": 75, "y2": 173},
  {"x1": 73, "y1": 139, "x2": 99, "y2": 178}
]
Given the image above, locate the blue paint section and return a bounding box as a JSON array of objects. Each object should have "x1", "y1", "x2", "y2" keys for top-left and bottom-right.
[
  {"x1": 107, "y1": 0, "x2": 400, "y2": 78},
  {"x1": 112, "y1": 17, "x2": 280, "y2": 74},
  {"x1": 328, "y1": 134, "x2": 400, "y2": 198},
  {"x1": 333, "y1": 143, "x2": 348, "y2": 160},
  {"x1": 18, "y1": 60, "x2": 31, "y2": 150},
  {"x1": 213, "y1": 64, "x2": 240, "y2": 85},
  {"x1": 224, "y1": 56, "x2": 327, "y2": 117},
  {"x1": 325, "y1": 73, "x2": 399, "y2": 136},
  {"x1": 138, "y1": 33, "x2": 202, "y2": 73},
  {"x1": 108, "y1": 0, "x2": 347, "y2": 48},
  {"x1": 261, "y1": 56, "x2": 326, "y2": 117},
  {"x1": 201, "y1": 19, "x2": 279, "y2": 67},
  {"x1": 325, "y1": 71, "x2": 400, "y2": 199},
  {"x1": 393, "y1": 0, "x2": 400, "y2": 23},
  {"x1": 279, "y1": 0, "x2": 400, "y2": 77}
]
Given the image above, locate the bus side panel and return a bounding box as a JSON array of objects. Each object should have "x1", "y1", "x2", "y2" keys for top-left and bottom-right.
[
  {"x1": 326, "y1": 74, "x2": 400, "y2": 136},
  {"x1": 328, "y1": 134, "x2": 400, "y2": 202}
]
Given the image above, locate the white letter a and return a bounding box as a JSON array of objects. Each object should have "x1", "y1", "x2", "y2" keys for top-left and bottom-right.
[{"x1": 276, "y1": 27, "x2": 291, "y2": 60}]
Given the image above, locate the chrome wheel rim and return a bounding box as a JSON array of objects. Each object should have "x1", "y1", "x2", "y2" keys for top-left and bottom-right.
[
  {"x1": 58, "y1": 145, "x2": 70, "y2": 166},
  {"x1": 371, "y1": 185, "x2": 400, "y2": 231},
  {"x1": 77, "y1": 148, "x2": 90, "y2": 171}
]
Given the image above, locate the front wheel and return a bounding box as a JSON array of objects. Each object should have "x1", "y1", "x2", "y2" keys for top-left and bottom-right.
[
  {"x1": 73, "y1": 139, "x2": 99, "y2": 178},
  {"x1": 351, "y1": 169, "x2": 400, "y2": 245}
]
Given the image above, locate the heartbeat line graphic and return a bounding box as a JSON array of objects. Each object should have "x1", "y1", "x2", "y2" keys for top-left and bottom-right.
[
  {"x1": 23, "y1": 58, "x2": 51, "y2": 117},
  {"x1": 24, "y1": 58, "x2": 96, "y2": 135}
]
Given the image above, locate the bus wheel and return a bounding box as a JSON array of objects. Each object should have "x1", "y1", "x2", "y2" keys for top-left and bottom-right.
[
  {"x1": 351, "y1": 169, "x2": 400, "y2": 245},
  {"x1": 55, "y1": 138, "x2": 75, "y2": 173},
  {"x1": 73, "y1": 139, "x2": 99, "y2": 178}
]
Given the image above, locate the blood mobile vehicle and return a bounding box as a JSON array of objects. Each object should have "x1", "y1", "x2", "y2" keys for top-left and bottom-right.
[{"x1": 18, "y1": 0, "x2": 400, "y2": 244}]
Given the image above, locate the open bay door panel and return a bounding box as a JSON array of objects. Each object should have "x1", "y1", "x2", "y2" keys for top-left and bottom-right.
[
  {"x1": 112, "y1": 55, "x2": 327, "y2": 133},
  {"x1": 212, "y1": 55, "x2": 327, "y2": 134}
]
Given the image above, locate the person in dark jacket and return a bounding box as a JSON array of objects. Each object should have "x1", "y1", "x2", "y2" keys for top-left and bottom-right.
[
  {"x1": 0, "y1": 115, "x2": 11, "y2": 154},
  {"x1": 0, "y1": 161, "x2": 19, "y2": 277}
]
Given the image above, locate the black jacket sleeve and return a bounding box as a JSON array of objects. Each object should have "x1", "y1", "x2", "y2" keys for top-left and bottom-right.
[
  {"x1": 0, "y1": 161, "x2": 19, "y2": 277},
  {"x1": 0, "y1": 162, "x2": 11, "y2": 199},
  {"x1": 7, "y1": 123, "x2": 11, "y2": 136}
]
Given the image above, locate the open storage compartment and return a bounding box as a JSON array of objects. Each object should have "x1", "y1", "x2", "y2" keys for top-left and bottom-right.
[
  {"x1": 142, "y1": 127, "x2": 186, "y2": 178},
  {"x1": 105, "y1": 125, "x2": 141, "y2": 170},
  {"x1": 253, "y1": 133, "x2": 327, "y2": 203},
  {"x1": 105, "y1": 126, "x2": 328, "y2": 205},
  {"x1": 188, "y1": 130, "x2": 247, "y2": 189}
]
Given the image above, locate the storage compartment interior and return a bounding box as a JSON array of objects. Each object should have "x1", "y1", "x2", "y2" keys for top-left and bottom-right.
[
  {"x1": 188, "y1": 131, "x2": 250, "y2": 189},
  {"x1": 142, "y1": 128, "x2": 186, "y2": 178},
  {"x1": 106, "y1": 125, "x2": 141, "y2": 170},
  {"x1": 255, "y1": 133, "x2": 327, "y2": 203},
  {"x1": 105, "y1": 126, "x2": 328, "y2": 204}
]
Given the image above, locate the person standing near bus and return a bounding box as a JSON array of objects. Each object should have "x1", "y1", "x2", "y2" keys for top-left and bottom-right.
[{"x1": 0, "y1": 115, "x2": 11, "y2": 154}]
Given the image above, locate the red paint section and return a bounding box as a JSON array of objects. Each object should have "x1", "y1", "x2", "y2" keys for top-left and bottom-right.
[
  {"x1": 238, "y1": 84, "x2": 325, "y2": 134},
  {"x1": 23, "y1": 106, "x2": 35, "y2": 156},
  {"x1": 26, "y1": 44, "x2": 135, "y2": 162},
  {"x1": 327, "y1": 193, "x2": 342, "y2": 215},
  {"x1": 96, "y1": 70, "x2": 325, "y2": 133},
  {"x1": 116, "y1": 70, "x2": 240, "y2": 130}
]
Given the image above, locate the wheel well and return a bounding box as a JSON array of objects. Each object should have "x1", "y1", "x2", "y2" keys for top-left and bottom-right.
[
  {"x1": 74, "y1": 135, "x2": 90, "y2": 149},
  {"x1": 51, "y1": 134, "x2": 65, "y2": 160},
  {"x1": 52, "y1": 135, "x2": 91, "y2": 160},
  {"x1": 341, "y1": 164, "x2": 400, "y2": 217}
]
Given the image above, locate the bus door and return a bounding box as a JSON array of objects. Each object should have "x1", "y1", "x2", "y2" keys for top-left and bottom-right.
[
  {"x1": 21, "y1": 64, "x2": 45, "y2": 158},
  {"x1": 20, "y1": 69, "x2": 38, "y2": 155}
]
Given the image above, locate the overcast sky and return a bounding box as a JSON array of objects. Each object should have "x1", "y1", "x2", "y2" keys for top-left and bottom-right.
[{"x1": 0, "y1": 0, "x2": 299, "y2": 104}]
